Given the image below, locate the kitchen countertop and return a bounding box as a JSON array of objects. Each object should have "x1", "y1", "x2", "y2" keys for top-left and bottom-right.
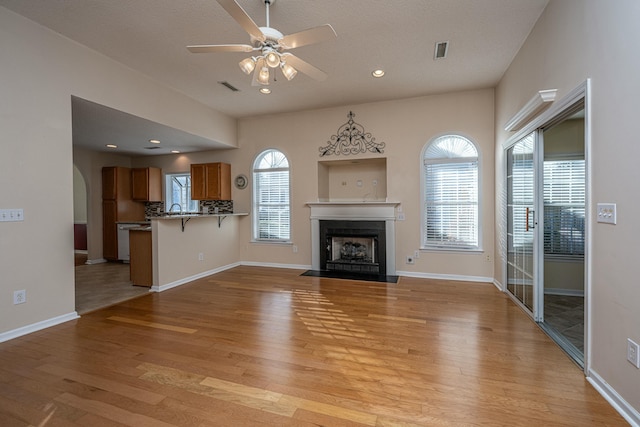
[
  {"x1": 116, "y1": 220, "x2": 150, "y2": 225},
  {"x1": 150, "y1": 212, "x2": 248, "y2": 220}
]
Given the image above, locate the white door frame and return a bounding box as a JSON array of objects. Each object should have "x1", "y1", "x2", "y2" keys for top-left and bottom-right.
[{"x1": 501, "y1": 80, "x2": 591, "y2": 374}]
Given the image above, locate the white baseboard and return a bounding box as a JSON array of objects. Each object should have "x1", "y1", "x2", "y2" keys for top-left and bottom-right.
[
  {"x1": 588, "y1": 369, "x2": 640, "y2": 426},
  {"x1": 85, "y1": 258, "x2": 107, "y2": 265},
  {"x1": 74, "y1": 249, "x2": 88, "y2": 254},
  {"x1": 396, "y1": 270, "x2": 494, "y2": 284},
  {"x1": 151, "y1": 262, "x2": 242, "y2": 292},
  {"x1": 0, "y1": 312, "x2": 80, "y2": 343},
  {"x1": 492, "y1": 278, "x2": 504, "y2": 291},
  {"x1": 240, "y1": 261, "x2": 312, "y2": 270}
]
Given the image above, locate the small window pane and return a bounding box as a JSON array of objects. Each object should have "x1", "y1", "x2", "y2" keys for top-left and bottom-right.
[{"x1": 166, "y1": 173, "x2": 198, "y2": 213}]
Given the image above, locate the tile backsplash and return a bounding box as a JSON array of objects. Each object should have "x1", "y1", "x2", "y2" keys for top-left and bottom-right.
[
  {"x1": 200, "y1": 200, "x2": 233, "y2": 214},
  {"x1": 145, "y1": 200, "x2": 233, "y2": 219}
]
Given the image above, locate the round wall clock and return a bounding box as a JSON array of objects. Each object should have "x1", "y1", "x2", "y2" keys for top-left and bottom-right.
[{"x1": 234, "y1": 174, "x2": 248, "y2": 189}]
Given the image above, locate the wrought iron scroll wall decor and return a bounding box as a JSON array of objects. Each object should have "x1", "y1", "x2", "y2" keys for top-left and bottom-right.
[{"x1": 319, "y1": 111, "x2": 386, "y2": 157}]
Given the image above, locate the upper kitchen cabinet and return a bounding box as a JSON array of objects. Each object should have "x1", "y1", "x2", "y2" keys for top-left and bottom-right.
[
  {"x1": 191, "y1": 162, "x2": 231, "y2": 200},
  {"x1": 132, "y1": 167, "x2": 162, "y2": 202},
  {"x1": 102, "y1": 166, "x2": 132, "y2": 201}
]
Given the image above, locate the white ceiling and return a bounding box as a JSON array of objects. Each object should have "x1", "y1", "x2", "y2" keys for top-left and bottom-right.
[{"x1": 1, "y1": 0, "x2": 549, "y2": 155}]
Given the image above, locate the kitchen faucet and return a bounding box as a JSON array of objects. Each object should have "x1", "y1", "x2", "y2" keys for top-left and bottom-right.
[{"x1": 169, "y1": 203, "x2": 182, "y2": 213}]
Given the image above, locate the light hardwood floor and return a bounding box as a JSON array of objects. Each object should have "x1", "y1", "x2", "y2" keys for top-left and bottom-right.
[{"x1": 0, "y1": 266, "x2": 626, "y2": 426}]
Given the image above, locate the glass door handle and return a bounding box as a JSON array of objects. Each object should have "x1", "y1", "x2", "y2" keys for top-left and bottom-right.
[{"x1": 526, "y1": 207, "x2": 535, "y2": 231}]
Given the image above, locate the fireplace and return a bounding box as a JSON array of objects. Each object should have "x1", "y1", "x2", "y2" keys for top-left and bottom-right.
[
  {"x1": 320, "y1": 220, "x2": 386, "y2": 275},
  {"x1": 308, "y1": 201, "x2": 398, "y2": 276}
]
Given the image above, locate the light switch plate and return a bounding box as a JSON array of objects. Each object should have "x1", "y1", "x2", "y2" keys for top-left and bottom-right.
[
  {"x1": 0, "y1": 209, "x2": 24, "y2": 222},
  {"x1": 597, "y1": 203, "x2": 616, "y2": 224}
]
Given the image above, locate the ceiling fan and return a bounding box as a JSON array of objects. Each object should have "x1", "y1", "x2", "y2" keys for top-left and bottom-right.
[{"x1": 187, "y1": 0, "x2": 337, "y2": 86}]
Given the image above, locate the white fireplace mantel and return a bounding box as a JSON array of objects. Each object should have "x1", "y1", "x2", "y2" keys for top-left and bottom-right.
[{"x1": 307, "y1": 201, "x2": 400, "y2": 275}]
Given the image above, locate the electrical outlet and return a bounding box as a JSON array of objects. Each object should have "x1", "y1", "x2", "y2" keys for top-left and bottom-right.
[
  {"x1": 628, "y1": 338, "x2": 640, "y2": 368},
  {"x1": 13, "y1": 290, "x2": 26, "y2": 305},
  {"x1": 414, "y1": 250, "x2": 419, "y2": 259},
  {"x1": 485, "y1": 254, "x2": 492, "y2": 262},
  {"x1": 292, "y1": 245, "x2": 298, "y2": 253},
  {"x1": 406, "y1": 256, "x2": 414, "y2": 265},
  {"x1": 198, "y1": 253, "x2": 204, "y2": 261}
]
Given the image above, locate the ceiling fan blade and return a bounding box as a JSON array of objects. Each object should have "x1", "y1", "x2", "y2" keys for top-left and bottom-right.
[
  {"x1": 282, "y1": 53, "x2": 328, "y2": 81},
  {"x1": 216, "y1": 0, "x2": 265, "y2": 42},
  {"x1": 279, "y1": 24, "x2": 337, "y2": 49},
  {"x1": 187, "y1": 44, "x2": 254, "y2": 53}
]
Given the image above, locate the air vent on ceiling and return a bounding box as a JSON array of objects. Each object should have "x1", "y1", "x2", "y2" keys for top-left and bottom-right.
[
  {"x1": 434, "y1": 41, "x2": 449, "y2": 60},
  {"x1": 218, "y1": 81, "x2": 240, "y2": 92},
  {"x1": 144, "y1": 146, "x2": 162, "y2": 150}
]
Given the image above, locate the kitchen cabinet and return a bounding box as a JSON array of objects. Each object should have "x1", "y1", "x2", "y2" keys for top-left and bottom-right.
[
  {"x1": 132, "y1": 167, "x2": 162, "y2": 201},
  {"x1": 102, "y1": 167, "x2": 145, "y2": 261},
  {"x1": 190, "y1": 162, "x2": 231, "y2": 200},
  {"x1": 129, "y1": 229, "x2": 152, "y2": 287},
  {"x1": 102, "y1": 200, "x2": 118, "y2": 261}
]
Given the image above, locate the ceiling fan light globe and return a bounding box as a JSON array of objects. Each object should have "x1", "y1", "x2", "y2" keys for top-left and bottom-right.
[
  {"x1": 281, "y1": 63, "x2": 297, "y2": 80},
  {"x1": 239, "y1": 57, "x2": 256, "y2": 75},
  {"x1": 265, "y1": 51, "x2": 281, "y2": 68},
  {"x1": 257, "y1": 67, "x2": 270, "y2": 85}
]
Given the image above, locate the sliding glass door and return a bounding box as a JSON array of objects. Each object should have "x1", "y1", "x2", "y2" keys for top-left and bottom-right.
[
  {"x1": 506, "y1": 132, "x2": 540, "y2": 314},
  {"x1": 504, "y1": 87, "x2": 588, "y2": 369}
]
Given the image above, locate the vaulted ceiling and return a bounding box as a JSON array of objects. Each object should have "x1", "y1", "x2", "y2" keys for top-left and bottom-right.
[{"x1": 1, "y1": 0, "x2": 549, "y2": 155}]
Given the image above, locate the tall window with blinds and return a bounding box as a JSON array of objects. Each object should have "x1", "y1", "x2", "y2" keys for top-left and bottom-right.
[
  {"x1": 543, "y1": 159, "x2": 585, "y2": 257},
  {"x1": 422, "y1": 135, "x2": 479, "y2": 249},
  {"x1": 253, "y1": 149, "x2": 291, "y2": 241}
]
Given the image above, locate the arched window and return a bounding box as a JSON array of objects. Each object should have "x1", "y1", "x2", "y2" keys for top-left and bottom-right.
[
  {"x1": 253, "y1": 149, "x2": 290, "y2": 241},
  {"x1": 422, "y1": 135, "x2": 479, "y2": 249}
]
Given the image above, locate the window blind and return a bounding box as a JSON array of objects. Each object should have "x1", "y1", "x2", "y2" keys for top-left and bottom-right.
[
  {"x1": 424, "y1": 160, "x2": 478, "y2": 248},
  {"x1": 543, "y1": 160, "x2": 585, "y2": 256},
  {"x1": 508, "y1": 157, "x2": 534, "y2": 251},
  {"x1": 253, "y1": 149, "x2": 291, "y2": 241},
  {"x1": 255, "y1": 170, "x2": 290, "y2": 240}
]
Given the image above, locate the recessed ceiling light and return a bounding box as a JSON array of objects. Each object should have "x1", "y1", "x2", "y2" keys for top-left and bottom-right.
[
  {"x1": 106, "y1": 144, "x2": 117, "y2": 149},
  {"x1": 171, "y1": 150, "x2": 180, "y2": 154},
  {"x1": 372, "y1": 69, "x2": 385, "y2": 78},
  {"x1": 259, "y1": 88, "x2": 271, "y2": 94},
  {"x1": 149, "y1": 139, "x2": 161, "y2": 144}
]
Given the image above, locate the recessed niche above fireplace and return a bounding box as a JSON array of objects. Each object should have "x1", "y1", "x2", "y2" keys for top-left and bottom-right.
[{"x1": 317, "y1": 158, "x2": 386, "y2": 202}]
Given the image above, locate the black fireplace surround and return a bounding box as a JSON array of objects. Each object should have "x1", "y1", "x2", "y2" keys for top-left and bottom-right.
[{"x1": 319, "y1": 220, "x2": 386, "y2": 276}]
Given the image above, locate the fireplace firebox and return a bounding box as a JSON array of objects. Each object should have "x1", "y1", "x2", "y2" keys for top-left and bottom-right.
[{"x1": 319, "y1": 220, "x2": 386, "y2": 276}]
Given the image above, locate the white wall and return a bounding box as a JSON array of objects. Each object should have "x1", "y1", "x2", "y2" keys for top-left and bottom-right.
[
  {"x1": 138, "y1": 89, "x2": 495, "y2": 280},
  {"x1": 0, "y1": 7, "x2": 235, "y2": 335},
  {"x1": 153, "y1": 216, "x2": 242, "y2": 288},
  {"x1": 495, "y1": 0, "x2": 640, "y2": 417}
]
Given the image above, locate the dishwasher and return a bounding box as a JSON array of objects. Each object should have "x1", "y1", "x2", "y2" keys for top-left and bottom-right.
[{"x1": 117, "y1": 223, "x2": 142, "y2": 262}]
